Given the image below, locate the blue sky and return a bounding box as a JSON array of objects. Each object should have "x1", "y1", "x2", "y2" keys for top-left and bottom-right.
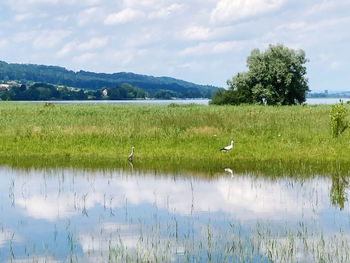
[{"x1": 0, "y1": 0, "x2": 349, "y2": 92}]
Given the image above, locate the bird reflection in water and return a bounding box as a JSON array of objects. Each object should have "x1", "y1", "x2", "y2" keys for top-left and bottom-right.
[{"x1": 224, "y1": 168, "x2": 234, "y2": 177}]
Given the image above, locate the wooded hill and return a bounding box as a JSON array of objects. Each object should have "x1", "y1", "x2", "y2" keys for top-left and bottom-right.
[{"x1": 0, "y1": 61, "x2": 218, "y2": 99}]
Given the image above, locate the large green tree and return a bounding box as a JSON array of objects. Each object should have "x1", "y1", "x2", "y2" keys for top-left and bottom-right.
[{"x1": 211, "y1": 44, "x2": 309, "y2": 105}]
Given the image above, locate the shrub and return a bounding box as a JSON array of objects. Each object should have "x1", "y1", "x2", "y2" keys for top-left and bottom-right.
[{"x1": 330, "y1": 100, "x2": 348, "y2": 137}]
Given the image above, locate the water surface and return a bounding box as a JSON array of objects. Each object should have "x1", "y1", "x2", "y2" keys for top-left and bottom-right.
[
  {"x1": 306, "y1": 97, "x2": 350, "y2": 104},
  {"x1": 14, "y1": 99, "x2": 210, "y2": 105},
  {"x1": 11, "y1": 97, "x2": 350, "y2": 105},
  {"x1": 0, "y1": 166, "x2": 349, "y2": 262}
]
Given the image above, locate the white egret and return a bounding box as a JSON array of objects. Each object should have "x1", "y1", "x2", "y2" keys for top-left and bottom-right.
[
  {"x1": 220, "y1": 140, "x2": 234, "y2": 152},
  {"x1": 128, "y1": 146, "x2": 134, "y2": 161}
]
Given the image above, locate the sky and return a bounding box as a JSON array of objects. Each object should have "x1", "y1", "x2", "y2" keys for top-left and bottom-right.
[{"x1": 0, "y1": 0, "x2": 349, "y2": 92}]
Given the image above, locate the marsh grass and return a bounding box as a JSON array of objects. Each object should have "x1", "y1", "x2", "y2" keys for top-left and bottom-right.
[
  {"x1": 81, "y1": 217, "x2": 350, "y2": 262},
  {"x1": 0, "y1": 102, "x2": 349, "y2": 174}
]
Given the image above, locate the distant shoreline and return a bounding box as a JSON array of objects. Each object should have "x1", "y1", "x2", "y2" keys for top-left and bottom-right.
[{"x1": 2, "y1": 98, "x2": 349, "y2": 105}]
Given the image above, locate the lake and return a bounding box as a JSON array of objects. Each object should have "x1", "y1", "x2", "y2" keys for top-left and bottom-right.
[
  {"x1": 20, "y1": 99, "x2": 211, "y2": 105},
  {"x1": 0, "y1": 166, "x2": 349, "y2": 262},
  {"x1": 14, "y1": 97, "x2": 350, "y2": 105},
  {"x1": 306, "y1": 98, "x2": 350, "y2": 104}
]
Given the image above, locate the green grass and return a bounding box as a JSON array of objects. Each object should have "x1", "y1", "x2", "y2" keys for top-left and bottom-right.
[
  {"x1": 0, "y1": 102, "x2": 349, "y2": 175},
  {"x1": 104, "y1": 220, "x2": 350, "y2": 263}
]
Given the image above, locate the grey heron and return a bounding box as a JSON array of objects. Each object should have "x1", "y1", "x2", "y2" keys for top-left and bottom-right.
[
  {"x1": 128, "y1": 159, "x2": 134, "y2": 173},
  {"x1": 128, "y1": 146, "x2": 134, "y2": 161},
  {"x1": 220, "y1": 140, "x2": 234, "y2": 152}
]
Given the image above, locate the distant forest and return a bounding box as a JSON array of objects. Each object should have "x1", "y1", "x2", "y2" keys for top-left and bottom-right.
[
  {"x1": 0, "y1": 82, "x2": 149, "y2": 101},
  {"x1": 0, "y1": 61, "x2": 218, "y2": 100}
]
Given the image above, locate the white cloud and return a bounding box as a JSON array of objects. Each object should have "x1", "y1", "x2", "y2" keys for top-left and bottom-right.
[
  {"x1": 54, "y1": 15, "x2": 69, "y2": 23},
  {"x1": 306, "y1": 0, "x2": 350, "y2": 15},
  {"x1": 73, "y1": 52, "x2": 97, "y2": 63},
  {"x1": 183, "y1": 25, "x2": 211, "y2": 40},
  {"x1": 104, "y1": 2, "x2": 182, "y2": 25},
  {"x1": 180, "y1": 40, "x2": 243, "y2": 56},
  {"x1": 123, "y1": 31, "x2": 155, "y2": 48},
  {"x1": 213, "y1": 40, "x2": 241, "y2": 53},
  {"x1": 78, "y1": 223, "x2": 140, "y2": 253},
  {"x1": 77, "y1": 221, "x2": 185, "y2": 262},
  {"x1": 330, "y1": 61, "x2": 341, "y2": 70},
  {"x1": 32, "y1": 30, "x2": 71, "y2": 49},
  {"x1": 276, "y1": 16, "x2": 350, "y2": 35},
  {"x1": 57, "y1": 37, "x2": 108, "y2": 57},
  {"x1": 14, "y1": 13, "x2": 34, "y2": 22},
  {"x1": 78, "y1": 37, "x2": 108, "y2": 51},
  {"x1": 10, "y1": 257, "x2": 61, "y2": 263},
  {"x1": 16, "y1": 195, "x2": 78, "y2": 221},
  {"x1": 180, "y1": 43, "x2": 211, "y2": 56},
  {"x1": 77, "y1": 7, "x2": 101, "y2": 26},
  {"x1": 262, "y1": 16, "x2": 350, "y2": 50},
  {"x1": 123, "y1": 0, "x2": 159, "y2": 9},
  {"x1": 84, "y1": 0, "x2": 102, "y2": 5},
  {"x1": 4, "y1": 0, "x2": 100, "y2": 12},
  {"x1": 109, "y1": 50, "x2": 135, "y2": 65},
  {"x1": 12, "y1": 31, "x2": 36, "y2": 43},
  {"x1": 211, "y1": 0, "x2": 285, "y2": 24},
  {"x1": 0, "y1": 229, "x2": 22, "y2": 248},
  {"x1": 57, "y1": 41, "x2": 76, "y2": 57},
  {"x1": 148, "y1": 3, "x2": 183, "y2": 19},
  {"x1": 313, "y1": 53, "x2": 344, "y2": 71},
  {"x1": 104, "y1": 8, "x2": 144, "y2": 25},
  {"x1": 0, "y1": 40, "x2": 8, "y2": 48},
  {"x1": 5, "y1": 167, "x2": 332, "y2": 222},
  {"x1": 179, "y1": 24, "x2": 237, "y2": 42},
  {"x1": 11, "y1": 30, "x2": 71, "y2": 48}
]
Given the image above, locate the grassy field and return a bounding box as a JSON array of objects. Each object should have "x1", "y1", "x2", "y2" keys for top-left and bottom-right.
[{"x1": 0, "y1": 102, "x2": 349, "y2": 174}]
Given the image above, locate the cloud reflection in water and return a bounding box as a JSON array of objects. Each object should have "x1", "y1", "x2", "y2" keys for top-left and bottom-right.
[
  {"x1": 0, "y1": 166, "x2": 349, "y2": 262},
  {"x1": 0, "y1": 167, "x2": 336, "y2": 222}
]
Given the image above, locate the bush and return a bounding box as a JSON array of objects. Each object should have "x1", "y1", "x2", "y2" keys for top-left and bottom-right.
[
  {"x1": 210, "y1": 88, "x2": 250, "y2": 105},
  {"x1": 330, "y1": 100, "x2": 348, "y2": 137}
]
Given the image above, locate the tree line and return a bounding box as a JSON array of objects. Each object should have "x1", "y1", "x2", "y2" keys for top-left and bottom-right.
[{"x1": 0, "y1": 83, "x2": 148, "y2": 101}]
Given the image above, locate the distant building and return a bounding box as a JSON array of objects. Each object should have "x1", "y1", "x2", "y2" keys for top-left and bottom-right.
[
  {"x1": 0, "y1": 84, "x2": 9, "y2": 91},
  {"x1": 102, "y1": 89, "x2": 108, "y2": 96}
]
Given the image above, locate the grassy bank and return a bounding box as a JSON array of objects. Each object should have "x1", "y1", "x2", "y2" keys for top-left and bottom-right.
[{"x1": 0, "y1": 102, "x2": 349, "y2": 174}]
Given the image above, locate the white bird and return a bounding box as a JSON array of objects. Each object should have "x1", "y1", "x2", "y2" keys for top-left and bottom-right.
[
  {"x1": 128, "y1": 146, "x2": 134, "y2": 161},
  {"x1": 220, "y1": 140, "x2": 234, "y2": 152},
  {"x1": 224, "y1": 168, "x2": 234, "y2": 177}
]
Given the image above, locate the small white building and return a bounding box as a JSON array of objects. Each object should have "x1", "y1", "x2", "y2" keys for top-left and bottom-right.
[
  {"x1": 0, "y1": 84, "x2": 9, "y2": 91},
  {"x1": 102, "y1": 89, "x2": 108, "y2": 96}
]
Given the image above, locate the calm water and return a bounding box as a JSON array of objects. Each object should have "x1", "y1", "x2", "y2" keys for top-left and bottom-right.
[
  {"x1": 0, "y1": 166, "x2": 349, "y2": 262},
  {"x1": 14, "y1": 97, "x2": 350, "y2": 105},
  {"x1": 306, "y1": 98, "x2": 350, "y2": 104},
  {"x1": 20, "y1": 99, "x2": 210, "y2": 105}
]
